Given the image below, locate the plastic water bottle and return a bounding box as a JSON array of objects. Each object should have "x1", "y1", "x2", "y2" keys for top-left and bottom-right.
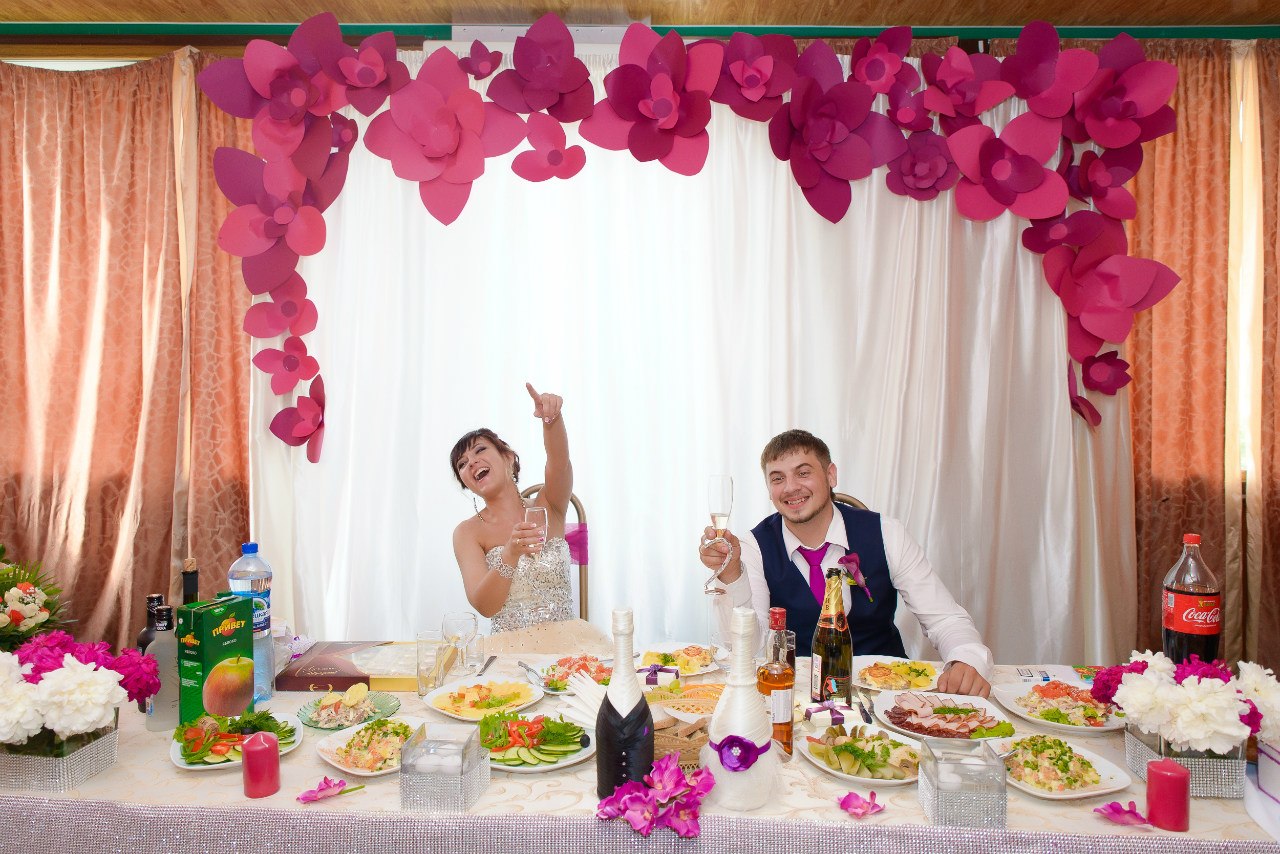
[{"x1": 228, "y1": 542, "x2": 276, "y2": 702}]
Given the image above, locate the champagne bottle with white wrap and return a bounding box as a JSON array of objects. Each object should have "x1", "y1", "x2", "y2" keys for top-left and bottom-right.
[
  {"x1": 595, "y1": 608, "x2": 654, "y2": 798},
  {"x1": 699, "y1": 606, "x2": 779, "y2": 809}
]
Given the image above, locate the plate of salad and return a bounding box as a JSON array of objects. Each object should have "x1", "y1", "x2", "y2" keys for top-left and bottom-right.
[
  {"x1": 316, "y1": 716, "x2": 424, "y2": 778},
  {"x1": 479, "y1": 711, "x2": 594, "y2": 773},
  {"x1": 992, "y1": 682, "x2": 1123, "y2": 735},
  {"x1": 170, "y1": 710, "x2": 302, "y2": 770},
  {"x1": 996, "y1": 735, "x2": 1131, "y2": 800},
  {"x1": 527, "y1": 655, "x2": 612, "y2": 694}
]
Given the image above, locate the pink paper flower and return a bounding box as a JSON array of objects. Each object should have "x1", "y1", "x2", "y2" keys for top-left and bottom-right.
[
  {"x1": 365, "y1": 47, "x2": 527, "y2": 225},
  {"x1": 838, "y1": 790, "x2": 885, "y2": 818},
  {"x1": 1067, "y1": 362, "x2": 1101, "y2": 427},
  {"x1": 1094, "y1": 800, "x2": 1150, "y2": 827},
  {"x1": 1000, "y1": 21, "x2": 1100, "y2": 119},
  {"x1": 885, "y1": 82, "x2": 933, "y2": 133},
  {"x1": 848, "y1": 27, "x2": 919, "y2": 95},
  {"x1": 243, "y1": 274, "x2": 319, "y2": 339},
  {"x1": 1065, "y1": 34, "x2": 1178, "y2": 148},
  {"x1": 297, "y1": 776, "x2": 363, "y2": 803},
  {"x1": 215, "y1": 149, "x2": 327, "y2": 262},
  {"x1": 948, "y1": 112, "x2": 1069, "y2": 221},
  {"x1": 485, "y1": 14, "x2": 595, "y2": 122},
  {"x1": 886, "y1": 130, "x2": 959, "y2": 202},
  {"x1": 512, "y1": 112, "x2": 586, "y2": 182},
  {"x1": 1069, "y1": 144, "x2": 1142, "y2": 220},
  {"x1": 922, "y1": 47, "x2": 1015, "y2": 136},
  {"x1": 1021, "y1": 210, "x2": 1112, "y2": 255},
  {"x1": 270, "y1": 375, "x2": 326, "y2": 463},
  {"x1": 253, "y1": 336, "x2": 321, "y2": 395},
  {"x1": 328, "y1": 34, "x2": 410, "y2": 116},
  {"x1": 459, "y1": 40, "x2": 503, "y2": 81},
  {"x1": 767, "y1": 40, "x2": 907, "y2": 222},
  {"x1": 706, "y1": 32, "x2": 798, "y2": 122},
  {"x1": 111, "y1": 647, "x2": 161, "y2": 703},
  {"x1": 1081, "y1": 351, "x2": 1132, "y2": 395},
  {"x1": 578, "y1": 24, "x2": 724, "y2": 176}
]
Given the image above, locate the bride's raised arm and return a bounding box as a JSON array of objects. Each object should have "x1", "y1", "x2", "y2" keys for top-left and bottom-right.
[{"x1": 526, "y1": 382, "x2": 572, "y2": 520}]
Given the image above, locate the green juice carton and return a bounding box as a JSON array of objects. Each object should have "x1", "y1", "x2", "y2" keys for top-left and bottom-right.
[{"x1": 176, "y1": 595, "x2": 256, "y2": 724}]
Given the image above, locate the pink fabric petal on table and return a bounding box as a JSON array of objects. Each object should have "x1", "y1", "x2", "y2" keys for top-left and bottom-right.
[
  {"x1": 480, "y1": 103, "x2": 528, "y2": 156},
  {"x1": 659, "y1": 131, "x2": 710, "y2": 176},
  {"x1": 213, "y1": 147, "x2": 265, "y2": 206},
  {"x1": 219, "y1": 206, "x2": 275, "y2": 257},
  {"x1": 578, "y1": 100, "x2": 632, "y2": 151},
  {"x1": 197, "y1": 59, "x2": 261, "y2": 119},
  {"x1": 284, "y1": 206, "x2": 326, "y2": 256},
  {"x1": 420, "y1": 177, "x2": 473, "y2": 225},
  {"x1": 1001, "y1": 112, "x2": 1062, "y2": 164},
  {"x1": 838, "y1": 790, "x2": 885, "y2": 818},
  {"x1": 1094, "y1": 801, "x2": 1150, "y2": 826}
]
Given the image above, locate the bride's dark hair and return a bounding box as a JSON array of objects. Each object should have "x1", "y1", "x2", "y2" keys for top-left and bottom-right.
[{"x1": 449, "y1": 428, "x2": 521, "y2": 488}]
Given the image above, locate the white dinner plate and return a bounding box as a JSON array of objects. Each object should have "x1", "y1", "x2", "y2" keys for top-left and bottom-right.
[
  {"x1": 169, "y1": 714, "x2": 303, "y2": 771},
  {"x1": 796, "y1": 720, "x2": 921, "y2": 787},
  {"x1": 991, "y1": 683, "x2": 1124, "y2": 736},
  {"x1": 491, "y1": 735, "x2": 596, "y2": 774},
  {"x1": 315, "y1": 715, "x2": 428, "y2": 778},
  {"x1": 638, "y1": 642, "x2": 722, "y2": 678},
  {"x1": 849, "y1": 655, "x2": 941, "y2": 692},
  {"x1": 872, "y1": 690, "x2": 1014, "y2": 741},
  {"x1": 424, "y1": 679, "x2": 545, "y2": 722},
  {"x1": 995, "y1": 737, "x2": 1132, "y2": 800}
]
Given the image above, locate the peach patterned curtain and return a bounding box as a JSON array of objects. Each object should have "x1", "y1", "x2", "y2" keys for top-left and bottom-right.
[
  {"x1": 1126, "y1": 40, "x2": 1233, "y2": 655},
  {"x1": 1256, "y1": 41, "x2": 1280, "y2": 669}
]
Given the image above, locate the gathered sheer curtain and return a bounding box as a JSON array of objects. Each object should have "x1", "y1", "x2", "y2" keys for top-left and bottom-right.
[{"x1": 255, "y1": 46, "x2": 1136, "y2": 665}]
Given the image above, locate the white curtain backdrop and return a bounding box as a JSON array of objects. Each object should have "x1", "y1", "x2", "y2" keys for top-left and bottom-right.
[{"x1": 251, "y1": 46, "x2": 1138, "y2": 666}]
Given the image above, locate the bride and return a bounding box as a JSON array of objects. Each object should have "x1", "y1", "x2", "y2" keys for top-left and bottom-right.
[{"x1": 449, "y1": 383, "x2": 576, "y2": 632}]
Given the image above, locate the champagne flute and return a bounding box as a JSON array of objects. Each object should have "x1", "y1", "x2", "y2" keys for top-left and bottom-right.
[
  {"x1": 703, "y1": 475, "x2": 733, "y2": 595},
  {"x1": 524, "y1": 506, "x2": 548, "y2": 555},
  {"x1": 441, "y1": 611, "x2": 479, "y2": 676}
]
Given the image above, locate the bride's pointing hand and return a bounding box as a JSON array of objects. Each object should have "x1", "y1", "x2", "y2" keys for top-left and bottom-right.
[{"x1": 525, "y1": 382, "x2": 563, "y2": 424}]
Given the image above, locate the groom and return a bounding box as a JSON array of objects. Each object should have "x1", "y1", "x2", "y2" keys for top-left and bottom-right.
[{"x1": 698, "y1": 430, "x2": 993, "y2": 697}]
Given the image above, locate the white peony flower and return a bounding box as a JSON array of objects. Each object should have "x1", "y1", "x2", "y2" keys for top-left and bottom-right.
[
  {"x1": 1162, "y1": 676, "x2": 1250, "y2": 754},
  {"x1": 0, "y1": 650, "x2": 32, "y2": 685},
  {"x1": 1114, "y1": 669, "x2": 1179, "y2": 735},
  {"x1": 0, "y1": 679, "x2": 43, "y2": 745},
  {"x1": 1130, "y1": 649, "x2": 1176, "y2": 676},
  {"x1": 33, "y1": 654, "x2": 126, "y2": 739},
  {"x1": 0, "y1": 611, "x2": 9, "y2": 629},
  {"x1": 1236, "y1": 662, "x2": 1280, "y2": 743}
]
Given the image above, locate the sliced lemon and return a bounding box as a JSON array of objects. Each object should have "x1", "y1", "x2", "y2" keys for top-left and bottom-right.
[
  {"x1": 318, "y1": 691, "x2": 341, "y2": 707},
  {"x1": 341, "y1": 683, "x2": 369, "y2": 706}
]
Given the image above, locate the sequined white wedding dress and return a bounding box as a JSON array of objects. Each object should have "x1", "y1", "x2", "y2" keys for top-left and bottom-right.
[{"x1": 485, "y1": 536, "x2": 575, "y2": 632}]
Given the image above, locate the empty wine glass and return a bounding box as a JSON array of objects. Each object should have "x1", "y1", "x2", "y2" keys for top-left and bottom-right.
[
  {"x1": 703, "y1": 475, "x2": 733, "y2": 595},
  {"x1": 524, "y1": 506, "x2": 548, "y2": 555},
  {"x1": 441, "y1": 611, "x2": 479, "y2": 676}
]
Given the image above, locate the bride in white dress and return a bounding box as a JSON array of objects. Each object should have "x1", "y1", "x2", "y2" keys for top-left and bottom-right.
[{"x1": 450, "y1": 384, "x2": 576, "y2": 632}]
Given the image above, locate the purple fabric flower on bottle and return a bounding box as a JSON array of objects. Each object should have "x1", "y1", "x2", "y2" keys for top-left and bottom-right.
[
  {"x1": 885, "y1": 130, "x2": 959, "y2": 202},
  {"x1": 705, "y1": 32, "x2": 798, "y2": 122},
  {"x1": 1094, "y1": 800, "x2": 1150, "y2": 826},
  {"x1": 837, "y1": 552, "x2": 874, "y2": 602},
  {"x1": 485, "y1": 14, "x2": 595, "y2": 122},
  {"x1": 459, "y1": 40, "x2": 503, "y2": 81},
  {"x1": 838, "y1": 790, "x2": 885, "y2": 818},
  {"x1": 709, "y1": 734, "x2": 771, "y2": 772},
  {"x1": 1080, "y1": 351, "x2": 1132, "y2": 396}
]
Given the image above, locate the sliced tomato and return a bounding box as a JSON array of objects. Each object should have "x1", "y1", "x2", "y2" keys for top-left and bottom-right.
[
  {"x1": 183, "y1": 727, "x2": 205, "y2": 742},
  {"x1": 208, "y1": 742, "x2": 233, "y2": 756},
  {"x1": 186, "y1": 736, "x2": 205, "y2": 753}
]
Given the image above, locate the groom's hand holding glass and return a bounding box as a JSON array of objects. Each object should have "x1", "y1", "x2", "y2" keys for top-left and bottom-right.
[{"x1": 698, "y1": 527, "x2": 743, "y2": 586}]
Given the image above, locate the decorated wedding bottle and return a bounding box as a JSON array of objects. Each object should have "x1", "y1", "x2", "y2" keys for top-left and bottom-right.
[
  {"x1": 595, "y1": 608, "x2": 654, "y2": 798},
  {"x1": 810, "y1": 567, "x2": 852, "y2": 703},
  {"x1": 701, "y1": 606, "x2": 779, "y2": 809}
]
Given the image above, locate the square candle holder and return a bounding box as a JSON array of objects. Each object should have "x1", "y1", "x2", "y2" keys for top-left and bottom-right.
[
  {"x1": 917, "y1": 739, "x2": 1007, "y2": 829},
  {"x1": 399, "y1": 722, "x2": 490, "y2": 813}
]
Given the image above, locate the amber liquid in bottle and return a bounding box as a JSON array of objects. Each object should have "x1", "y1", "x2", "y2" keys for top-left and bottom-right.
[
  {"x1": 810, "y1": 568, "x2": 852, "y2": 703},
  {"x1": 756, "y1": 607, "x2": 795, "y2": 754}
]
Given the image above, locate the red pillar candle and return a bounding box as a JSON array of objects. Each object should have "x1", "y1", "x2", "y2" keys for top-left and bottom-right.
[
  {"x1": 1146, "y1": 758, "x2": 1190, "y2": 831},
  {"x1": 242, "y1": 731, "x2": 281, "y2": 799}
]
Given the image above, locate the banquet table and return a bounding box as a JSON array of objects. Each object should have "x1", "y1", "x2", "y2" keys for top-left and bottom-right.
[{"x1": 4, "y1": 658, "x2": 1278, "y2": 854}]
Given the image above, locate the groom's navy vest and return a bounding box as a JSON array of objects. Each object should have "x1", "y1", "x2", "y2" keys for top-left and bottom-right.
[{"x1": 752, "y1": 503, "x2": 906, "y2": 659}]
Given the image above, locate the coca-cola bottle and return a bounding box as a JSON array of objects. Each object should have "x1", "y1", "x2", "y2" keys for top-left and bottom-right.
[{"x1": 1161, "y1": 533, "x2": 1221, "y2": 663}]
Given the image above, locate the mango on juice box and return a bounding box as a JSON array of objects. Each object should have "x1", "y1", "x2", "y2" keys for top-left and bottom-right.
[{"x1": 176, "y1": 595, "x2": 255, "y2": 723}]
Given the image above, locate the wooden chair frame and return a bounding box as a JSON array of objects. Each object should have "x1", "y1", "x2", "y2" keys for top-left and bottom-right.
[{"x1": 833, "y1": 492, "x2": 868, "y2": 510}]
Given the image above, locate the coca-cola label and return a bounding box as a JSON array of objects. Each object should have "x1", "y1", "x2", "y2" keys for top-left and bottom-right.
[{"x1": 1162, "y1": 589, "x2": 1221, "y2": 636}]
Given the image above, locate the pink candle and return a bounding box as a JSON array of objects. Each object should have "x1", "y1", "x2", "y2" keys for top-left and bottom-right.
[
  {"x1": 1146, "y1": 758, "x2": 1190, "y2": 831},
  {"x1": 242, "y1": 731, "x2": 280, "y2": 799}
]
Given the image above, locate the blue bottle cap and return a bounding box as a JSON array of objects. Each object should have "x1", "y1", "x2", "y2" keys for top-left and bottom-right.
[{"x1": 241, "y1": 542, "x2": 258, "y2": 555}]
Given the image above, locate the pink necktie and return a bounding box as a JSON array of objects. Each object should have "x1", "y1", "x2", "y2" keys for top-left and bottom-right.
[{"x1": 797, "y1": 543, "x2": 831, "y2": 605}]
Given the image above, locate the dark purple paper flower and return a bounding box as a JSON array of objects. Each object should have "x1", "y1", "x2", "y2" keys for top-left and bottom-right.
[
  {"x1": 1065, "y1": 34, "x2": 1178, "y2": 147},
  {"x1": 243, "y1": 274, "x2": 319, "y2": 339},
  {"x1": 1080, "y1": 351, "x2": 1132, "y2": 395},
  {"x1": 485, "y1": 14, "x2": 595, "y2": 122},
  {"x1": 886, "y1": 130, "x2": 959, "y2": 202},
  {"x1": 849, "y1": 27, "x2": 918, "y2": 95},
  {"x1": 922, "y1": 47, "x2": 1015, "y2": 136},
  {"x1": 706, "y1": 32, "x2": 797, "y2": 122},
  {"x1": 1000, "y1": 21, "x2": 1100, "y2": 119},
  {"x1": 709, "y1": 734, "x2": 771, "y2": 772},
  {"x1": 579, "y1": 24, "x2": 723, "y2": 176},
  {"x1": 885, "y1": 82, "x2": 933, "y2": 133},
  {"x1": 459, "y1": 40, "x2": 503, "y2": 81},
  {"x1": 1069, "y1": 144, "x2": 1142, "y2": 220},
  {"x1": 767, "y1": 40, "x2": 907, "y2": 222},
  {"x1": 512, "y1": 112, "x2": 586, "y2": 182},
  {"x1": 949, "y1": 112, "x2": 1069, "y2": 221},
  {"x1": 1173, "y1": 654, "x2": 1233, "y2": 685},
  {"x1": 253, "y1": 336, "x2": 321, "y2": 395},
  {"x1": 1068, "y1": 362, "x2": 1101, "y2": 427},
  {"x1": 270, "y1": 375, "x2": 325, "y2": 463},
  {"x1": 1094, "y1": 801, "x2": 1150, "y2": 827},
  {"x1": 1021, "y1": 210, "x2": 1113, "y2": 255}
]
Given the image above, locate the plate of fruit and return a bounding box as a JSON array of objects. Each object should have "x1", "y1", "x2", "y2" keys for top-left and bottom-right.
[
  {"x1": 297, "y1": 683, "x2": 401, "y2": 730},
  {"x1": 479, "y1": 711, "x2": 594, "y2": 773},
  {"x1": 170, "y1": 710, "x2": 301, "y2": 769}
]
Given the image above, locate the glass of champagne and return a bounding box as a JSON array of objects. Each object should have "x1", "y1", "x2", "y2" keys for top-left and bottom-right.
[
  {"x1": 441, "y1": 611, "x2": 479, "y2": 677},
  {"x1": 703, "y1": 475, "x2": 733, "y2": 595},
  {"x1": 524, "y1": 506, "x2": 548, "y2": 555}
]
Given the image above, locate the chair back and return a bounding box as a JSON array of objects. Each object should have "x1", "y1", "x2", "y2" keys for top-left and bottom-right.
[
  {"x1": 520, "y1": 483, "x2": 589, "y2": 620},
  {"x1": 833, "y1": 492, "x2": 868, "y2": 510}
]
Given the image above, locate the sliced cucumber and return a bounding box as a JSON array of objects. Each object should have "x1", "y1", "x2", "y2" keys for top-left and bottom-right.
[
  {"x1": 201, "y1": 754, "x2": 229, "y2": 764},
  {"x1": 515, "y1": 747, "x2": 540, "y2": 765}
]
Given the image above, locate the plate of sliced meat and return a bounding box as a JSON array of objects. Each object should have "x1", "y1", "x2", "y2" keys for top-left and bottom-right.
[{"x1": 872, "y1": 690, "x2": 1016, "y2": 740}]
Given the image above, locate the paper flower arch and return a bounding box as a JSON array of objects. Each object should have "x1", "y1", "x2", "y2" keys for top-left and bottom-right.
[{"x1": 199, "y1": 13, "x2": 1180, "y2": 460}]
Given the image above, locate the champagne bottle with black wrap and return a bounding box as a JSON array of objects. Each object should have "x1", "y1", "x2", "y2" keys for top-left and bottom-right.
[{"x1": 595, "y1": 608, "x2": 654, "y2": 798}]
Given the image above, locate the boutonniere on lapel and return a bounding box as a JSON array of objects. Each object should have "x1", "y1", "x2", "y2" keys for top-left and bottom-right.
[{"x1": 837, "y1": 552, "x2": 873, "y2": 602}]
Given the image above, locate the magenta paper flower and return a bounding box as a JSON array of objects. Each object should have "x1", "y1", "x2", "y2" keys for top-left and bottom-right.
[
  {"x1": 838, "y1": 790, "x2": 885, "y2": 818},
  {"x1": 1094, "y1": 801, "x2": 1150, "y2": 827},
  {"x1": 243, "y1": 274, "x2": 318, "y2": 339},
  {"x1": 767, "y1": 40, "x2": 907, "y2": 222},
  {"x1": 459, "y1": 40, "x2": 503, "y2": 81},
  {"x1": 579, "y1": 24, "x2": 724, "y2": 176},
  {"x1": 365, "y1": 47, "x2": 527, "y2": 225},
  {"x1": 885, "y1": 82, "x2": 933, "y2": 133},
  {"x1": 286, "y1": 13, "x2": 408, "y2": 117},
  {"x1": 215, "y1": 148, "x2": 327, "y2": 264},
  {"x1": 1021, "y1": 210, "x2": 1112, "y2": 255},
  {"x1": 485, "y1": 14, "x2": 595, "y2": 122},
  {"x1": 849, "y1": 27, "x2": 919, "y2": 95},
  {"x1": 922, "y1": 47, "x2": 1015, "y2": 136},
  {"x1": 706, "y1": 32, "x2": 798, "y2": 122},
  {"x1": 886, "y1": 130, "x2": 959, "y2": 202},
  {"x1": 270, "y1": 375, "x2": 325, "y2": 463},
  {"x1": 111, "y1": 648, "x2": 161, "y2": 703},
  {"x1": 1068, "y1": 362, "x2": 1101, "y2": 427},
  {"x1": 512, "y1": 112, "x2": 586, "y2": 182},
  {"x1": 1065, "y1": 34, "x2": 1178, "y2": 148},
  {"x1": 658, "y1": 794, "x2": 703, "y2": 838},
  {"x1": 253, "y1": 336, "x2": 320, "y2": 395},
  {"x1": 948, "y1": 112, "x2": 1069, "y2": 221},
  {"x1": 1000, "y1": 21, "x2": 1100, "y2": 119},
  {"x1": 1080, "y1": 351, "x2": 1131, "y2": 395},
  {"x1": 1069, "y1": 144, "x2": 1142, "y2": 220},
  {"x1": 297, "y1": 776, "x2": 363, "y2": 803}
]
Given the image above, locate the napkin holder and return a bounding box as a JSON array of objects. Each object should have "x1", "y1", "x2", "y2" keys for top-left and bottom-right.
[
  {"x1": 917, "y1": 739, "x2": 1006, "y2": 828},
  {"x1": 399, "y1": 722, "x2": 490, "y2": 812}
]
